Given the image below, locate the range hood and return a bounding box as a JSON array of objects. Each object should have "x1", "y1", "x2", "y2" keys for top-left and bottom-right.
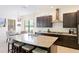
[{"x1": 53, "y1": 8, "x2": 62, "y2": 23}]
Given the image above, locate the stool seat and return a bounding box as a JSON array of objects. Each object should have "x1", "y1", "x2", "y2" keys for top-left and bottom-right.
[
  {"x1": 32, "y1": 48, "x2": 48, "y2": 53},
  {"x1": 22, "y1": 45, "x2": 34, "y2": 51},
  {"x1": 13, "y1": 42, "x2": 24, "y2": 53},
  {"x1": 14, "y1": 42, "x2": 23, "y2": 47}
]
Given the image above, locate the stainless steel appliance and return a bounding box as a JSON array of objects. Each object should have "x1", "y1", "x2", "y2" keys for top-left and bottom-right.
[{"x1": 77, "y1": 24, "x2": 79, "y2": 44}]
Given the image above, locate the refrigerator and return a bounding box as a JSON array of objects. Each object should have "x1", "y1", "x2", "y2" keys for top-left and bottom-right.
[
  {"x1": 76, "y1": 10, "x2": 79, "y2": 44},
  {"x1": 77, "y1": 24, "x2": 79, "y2": 44}
]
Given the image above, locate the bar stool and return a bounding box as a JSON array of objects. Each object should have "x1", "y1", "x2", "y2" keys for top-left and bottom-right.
[
  {"x1": 8, "y1": 39, "x2": 15, "y2": 53},
  {"x1": 21, "y1": 44, "x2": 34, "y2": 53},
  {"x1": 13, "y1": 42, "x2": 24, "y2": 53},
  {"x1": 6, "y1": 32, "x2": 15, "y2": 53},
  {"x1": 32, "y1": 48, "x2": 48, "y2": 53}
]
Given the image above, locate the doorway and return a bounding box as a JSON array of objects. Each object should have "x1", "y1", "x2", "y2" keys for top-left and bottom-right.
[{"x1": 8, "y1": 19, "x2": 16, "y2": 31}]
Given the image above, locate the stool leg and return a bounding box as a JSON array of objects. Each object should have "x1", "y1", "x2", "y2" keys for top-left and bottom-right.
[
  {"x1": 17, "y1": 47, "x2": 19, "y2": 53},
  {"x1": 8, "y1": 43, "x2": 10, "y2": 53},
  {"x1": 13, "y1": 45, "x2": 17, "y2": 53},
  {"x1": 12, "y1": 43, "x2": 14, "y2": 53}
]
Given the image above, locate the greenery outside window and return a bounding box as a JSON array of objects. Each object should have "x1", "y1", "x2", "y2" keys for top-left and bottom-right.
[{"x1": 24, "y1": 19, "x2": 34, "y2": 32}]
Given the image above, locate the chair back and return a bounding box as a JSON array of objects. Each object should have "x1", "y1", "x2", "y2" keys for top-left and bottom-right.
[{"x1": 6, "y1": 31, "x2": 15, "y2": 43}]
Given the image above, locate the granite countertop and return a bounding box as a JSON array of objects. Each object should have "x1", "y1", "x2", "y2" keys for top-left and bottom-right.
[
  {"x1": 36, "y1": 32, "x2": 77, "y2": 37},
  {"x1": 14, "y1": 34, "x2": 58, "y2": 48}
]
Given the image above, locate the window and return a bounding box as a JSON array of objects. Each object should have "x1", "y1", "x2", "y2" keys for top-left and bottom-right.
[{"x1": 24, "y1": 19, "x2": 34, "y2": 33}]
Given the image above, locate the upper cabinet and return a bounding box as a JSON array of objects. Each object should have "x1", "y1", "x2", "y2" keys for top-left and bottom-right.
[
  {"x1": 63, "y1": 12, "x2": 77, "y2": 28},
  {"x1": 37, "y1": 15, "x2": 52, "y2": 27},
  {"x1": 76, "y1": 11, "x2": 79, "y2": 24}
]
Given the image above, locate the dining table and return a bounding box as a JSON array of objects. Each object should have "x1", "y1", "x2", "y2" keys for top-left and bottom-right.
[{"x1": 9, "y1": 33, "x2": 58, "y2": 53}]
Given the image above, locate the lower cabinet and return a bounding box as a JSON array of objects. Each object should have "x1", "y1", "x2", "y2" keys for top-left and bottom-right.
[
  {"x1": 57, "y1": 46, "x2": 79, "y2": 53},
  {"x1": 51, "y1": 45, "x2": 57, "y2": 53},
  {"x1": 50, "y1": 45, "x2": 79, "y2": 53}
]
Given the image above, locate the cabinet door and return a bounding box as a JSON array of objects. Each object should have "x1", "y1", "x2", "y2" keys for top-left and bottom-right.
[
  {"x1": 57, "y1": 46, "x2": 79, "y2": 53},
  {"x1": 37, "y1": 17, "x2": 43, "y2": 27},
  {"x1": 62, "y1": 36, "x2": 77, "y2": 45},
  {"x1": 48, "y1": 16, "x2": 52, "y2": 27},
  {"x1": 43, "y1": 16, "x2": 47, "y2": 27},
  {"x1": 37, "y1": 15, "x2": 52, "y2": 27},
  {"x1": 63, "y1": 12, "x2": 76, "y2": 28},
  {"x1": 77, "y1": 11, "x2": 79, "y2": 24}
]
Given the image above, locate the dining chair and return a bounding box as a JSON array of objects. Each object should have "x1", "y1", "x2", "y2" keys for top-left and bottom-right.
[{"x1": 21, "y1": 31, "x2": 27, "y2": 34}]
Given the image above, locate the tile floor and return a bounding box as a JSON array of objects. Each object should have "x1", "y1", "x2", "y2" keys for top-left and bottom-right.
[{"x1": 0, "y1": 41, "x2": 8, "y2": 53}]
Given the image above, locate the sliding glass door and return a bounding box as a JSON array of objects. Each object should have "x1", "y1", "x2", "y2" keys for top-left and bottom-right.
[{"x1": 24, "y1": 19, "x2": 34, "y2": 33}]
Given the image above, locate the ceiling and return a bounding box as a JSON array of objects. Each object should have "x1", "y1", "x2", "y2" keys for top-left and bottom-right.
[{"x1": 0, "y1": 5, "x2": 79, "y2": 17}]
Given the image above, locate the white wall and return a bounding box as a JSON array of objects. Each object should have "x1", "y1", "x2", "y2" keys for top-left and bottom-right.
[
  {"x1": 0, "y1": 5, "x2": 79, "y2": 42},
  {"x1": 22, "y1": 5, "x2": 79, "y2": 33},
  {"x1": 0, "y1": 6, "x2": 27, "y2": 42}
]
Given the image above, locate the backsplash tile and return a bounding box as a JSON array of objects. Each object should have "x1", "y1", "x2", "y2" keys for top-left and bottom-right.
[{"x1": 35, "y1": 22, "x2": 76, "y2": 33}]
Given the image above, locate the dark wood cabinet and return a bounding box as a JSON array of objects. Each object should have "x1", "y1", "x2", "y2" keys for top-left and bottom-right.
[
  {"x1": 37, "y1": 15, "x2": 52, "y2": 27},
  {"x1": 35, "y1": 32, "x2": 79, "y2": 50},
  {"x1": 61, "y1": 36, "x2": 77, "y2": 44},
  {"x1": 63, "y1": 12, "x2": 77, "y2": 28},
  {"x1": 76, "y1": 11, "x2": 79, "y2": 24}
]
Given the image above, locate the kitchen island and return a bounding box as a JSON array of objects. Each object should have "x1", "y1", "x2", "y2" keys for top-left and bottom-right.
[{"x1": 9, "y1": 34, "x2": 58, "y2": 53}]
